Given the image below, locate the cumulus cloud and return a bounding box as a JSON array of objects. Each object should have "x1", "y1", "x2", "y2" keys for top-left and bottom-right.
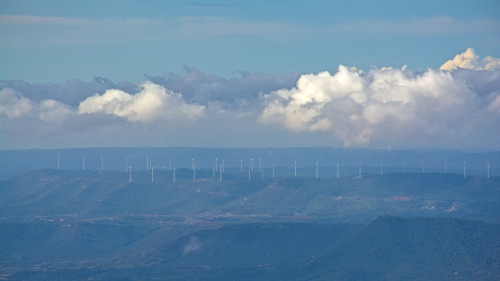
[
  {"x1": 439, "y1": 48, "x2": 500, "y2": 71},
  {"x1": 0, "y1": 88, "x2": 34, "y2": 118},
  {"x1": 259, "y1": 64, "x2": 499, "y2": 147},
  {"x1": 78, "y1": 82, "x2": 205, "y2": 122}
]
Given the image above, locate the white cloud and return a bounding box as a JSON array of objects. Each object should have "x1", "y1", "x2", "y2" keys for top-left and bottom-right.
[
  {"x1": 259, "y1": 65, "x2": 498, "y2": 147},
  {"x1": 440, "y1": 48, "x2": 500, "y2": 71},
  {"x1": 38, "y1": 99, "x2": 73, "y2": 122},
  {"x1": 78, "y1": 82, "x2": 205, "y2": 122},
  {"x1": 0, "y1": 88, "x2": 34, "y2": 118}
]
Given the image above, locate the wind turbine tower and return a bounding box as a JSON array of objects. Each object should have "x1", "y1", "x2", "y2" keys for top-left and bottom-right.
[
  {"x1": 248, "y1": 164, "x2": 251, "y2": 181},
  {"x1": 336, "y1": 161, "x2": 339, "y2": 178},
  {"x1": 215, "y1": 158, "x2": 218, "y2": 172},
  {"x1": 358, "y1": 162, "x2": 362, "y2": 178},
  {"x1": 192, "y1": 158, "x2": 196, "y2": 181},
  {"x1": 152, "y1": 167, "x2": 154, "y2": 183},
  {"x1": 129, "y1": 166, "x2": 132, "y2": 182},
  {"x1": 101, "y1": 156, "x2": 104, "y2": 171},
  {"x1": 316, "y1": 161, "x2": 319, "y2": 179},
  {"x1": 294, "y1": 160, "x2": 297, "y2": 177},
  {"x1": 380, "y1": 162, "x2": 383, "y2": 175},
  {"x1": 83, "y1": 155, "x2": 86, "y2": 171},
  {"x1": 57, "y1": 155, "x2": 60, "y2": 170},
  {"x1": 240, "y1": 159, "x2": 243, "y2": 173},
  {"x1": 464, "y1": 162, "x2": 466, "y2": 178},
  {"x1": 219, "y1": 165, "x2": 222, "y2": 182},
  {"x1": 173, "y1": 167, "x2": 176, "y2": 183},
  {"x1": 487, "y1": 162, "x2": 490, "y2": 179}
]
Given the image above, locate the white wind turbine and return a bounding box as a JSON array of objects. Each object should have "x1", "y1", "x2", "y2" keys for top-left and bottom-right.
[
  {"x1": 315, "y1": 161, "x2": 319, "y2": 179},
  {"x1": 336, "y1": 161, "x2": 339, "y2": 178},
  {"x1": 192, "y1": 158, "x2": 196, "y2": 181},
  {"x1": 294, "y1": 160, "x2": 297, "y2": 177},
  {"x1": 173, "y1": 166, "x2": 176, "y2": 183},
  {"x1": 487, "y1": 162, "x2": 490, "y2": 179},
  {"x1": 57, "y1": 154, "x2": 60, "y2": 170}
]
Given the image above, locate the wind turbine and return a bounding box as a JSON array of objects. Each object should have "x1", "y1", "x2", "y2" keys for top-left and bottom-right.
[
  {"x1": 336, "y1": 161, "x2": 339, "y2": 178},
  {"x1": 152, "y1": 167, "x2": 154, "y2": 183},
  {"x1": 146, "y1": 156, "x2": 149, "y2": 171},
  {"x1": 294, "y1": 160, "x2": 297, "y2": 177},
  {"x1": 101, "y1": 156, "x2": 104, "y2": 171},
  {"x1": 487, "y1": 162, "x2": 490, "y2": 179},
  {"x1": 57, "y1": 155, "x2": 60, "y2": 170},
  {"x1": 173, "y1": 166, "x2": 176, "y2": 183},
  {"x1": 215, "y1": 158, "x2": 218, "y2": 172},
  {"x1": 192, "y1": 158, "x2": 196, "y2": 181},
  {"x1": 358, "y1": 162, "x2": 362, "y2": 178},
  {"x1": 315, "y1": 161, "x2": 319, "y2": 179},
  {"x1": 248, "y1": 164, "x2": 251, "y2": 181},
  {"x1": 463, "y1": 162, "x2": 466, "y2": 178},
  {"x1": 219, "y1": 165, "x2": 222, "y2": 182},
  {"x1": 240, "y1": 159, "x2": 243, "y2": 173},
  {"x1": 83, "y1": 155, "x2": 86, "y2": 171},
  {"x1": 251, "y1": 158, "x2": 254, "y2": 172},
  {"x1": 380, "y1": 162, "x2": 383, "y2": 175},
  {"x1": 125, "y1": 157, "x2": 128, "y2": 172}
]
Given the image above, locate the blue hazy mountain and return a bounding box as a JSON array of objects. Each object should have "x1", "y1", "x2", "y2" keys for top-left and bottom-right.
[{"x1": 1, "y1": 147, "x2": 499, "y2": 280}]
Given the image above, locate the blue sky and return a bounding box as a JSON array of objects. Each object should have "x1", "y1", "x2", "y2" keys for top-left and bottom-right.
[
  {"x1": 1, "y1": 0, "x2": 499, "y2": 150},
  {"x1": 1, "y1": 0, "x2": 499, "y2": 82}
]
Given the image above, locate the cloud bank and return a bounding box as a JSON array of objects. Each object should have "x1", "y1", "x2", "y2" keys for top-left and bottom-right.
[
  {"x1": 1, "y1": 49, "x2": 499, "y2": 149},
  {"x1": 259, "y1": 65, "x2": 494, "y2": 147}
]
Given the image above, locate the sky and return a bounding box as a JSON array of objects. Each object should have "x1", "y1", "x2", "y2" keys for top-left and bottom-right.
[{"x1": 1, "y1": 0, "x2": 499, "y2": 150}]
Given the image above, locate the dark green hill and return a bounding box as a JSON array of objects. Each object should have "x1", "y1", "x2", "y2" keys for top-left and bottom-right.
[
  {"x1": 150, "y1": 222, "x2": 360, "y2": 267},
  {"x1": 6, "y1": 217, "x2": 499, "y2": 281},
  {"x1": 308, "y1": 216, "x2": 500, "y2": 281}
]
